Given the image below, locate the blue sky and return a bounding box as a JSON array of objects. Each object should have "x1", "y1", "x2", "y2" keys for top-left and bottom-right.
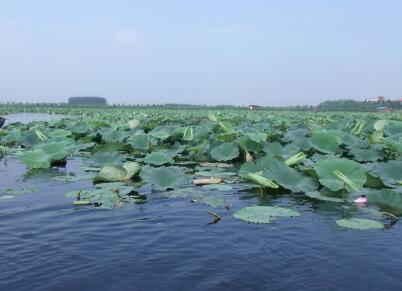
[{"x1": 0, "y1": 0, "x2": 401, "y2": 105}]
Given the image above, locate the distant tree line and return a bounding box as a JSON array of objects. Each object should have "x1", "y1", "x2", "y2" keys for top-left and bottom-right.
[
  {"x1": 317, "y1": 99, "x2": 401, "y2": 111},
  {"x1": 1, "y1": 98, "x2": 400, "y2": 111},
  {"x1": 68, "y1": 97, "x2": 108, "y2": 106}
]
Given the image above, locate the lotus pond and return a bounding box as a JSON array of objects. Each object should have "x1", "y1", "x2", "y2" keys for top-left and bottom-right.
[{"x1": 0, "y1": 109, "x2": 401, "y2": 290}]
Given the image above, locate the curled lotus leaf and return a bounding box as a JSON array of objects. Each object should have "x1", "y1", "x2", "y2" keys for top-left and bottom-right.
[{"x1": 95, "y1": 162, "x2": 140, "y2": 181}]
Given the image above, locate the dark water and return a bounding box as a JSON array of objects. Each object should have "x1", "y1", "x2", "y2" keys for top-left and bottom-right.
[{"x1": 1, "y1": 156, "x2": 402, "y2": 291}]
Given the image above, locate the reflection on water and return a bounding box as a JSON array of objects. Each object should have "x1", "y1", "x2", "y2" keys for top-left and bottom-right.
[
  {"x1": 3, "y1": 112, "x2": 64, "y2": 126},
  {"x1": 1, "y1": 157, "x2": 402, "y2": 291}
]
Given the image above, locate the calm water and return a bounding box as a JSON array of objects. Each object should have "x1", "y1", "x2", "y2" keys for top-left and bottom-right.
[
  {"x1": 3, "y1": 113, "x2": 63, "y2": 126},
  {"x1": 1, "y1": 156, "x2": 402, "y2": 291}
]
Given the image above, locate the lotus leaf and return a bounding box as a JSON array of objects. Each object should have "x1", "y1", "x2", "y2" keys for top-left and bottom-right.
[
  {"x1": 309, "y1": 130, "x2": 341, "y2": 154},
  {"x1": 336, "y1": 218, "x2": 383, "y2": 230},
  {"x1": 314, "y1": 158, "x2": 366, "y2": 192},
  {"x1": 140, "y1": 166, "x2": 190, "y2": 191},
  {"x1": 143, "y1": 152, "x2": 174, "y2": 166},
  {"x1": 130, "y1": 134, "x2": 149, "y2": 150},
  {"x1": 210, "y1": 142, "x2": 239, "y2": 161},
  {"x1": 233, "y1": 206, "x2": 300, "y2": 223},
  {"x1": 370, "y1": 161, "x2": 402, "y2": 188},
  {"x1": 95, "y1": 162, "x2": 140, "y2": 181},
  {"x1": 21, "y1": 149, "x2": 51, "y2": 169}
]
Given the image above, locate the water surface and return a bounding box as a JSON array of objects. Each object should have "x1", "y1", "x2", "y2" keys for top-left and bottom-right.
[
  {"x1": 1, "y1": 156, "x2": 402, "y2": 291},
  {"x1": 3, "y1": 113, "x2": 64, "y2": 126}
]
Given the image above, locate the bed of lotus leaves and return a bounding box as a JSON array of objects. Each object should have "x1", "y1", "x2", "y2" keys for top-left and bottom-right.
[{"x1": 1, "y1": 108, "x2": 401, "y2": 229}]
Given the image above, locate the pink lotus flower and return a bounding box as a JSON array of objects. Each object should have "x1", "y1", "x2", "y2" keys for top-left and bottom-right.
[{"x1": 354, "y1": 195, "x2": 367, "y2": 203}]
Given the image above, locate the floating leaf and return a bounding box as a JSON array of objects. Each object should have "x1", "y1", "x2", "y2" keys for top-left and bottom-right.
[
  {"x1": 336, "y1": 218, "x2": 383, "y2": 230},
  {"x1": 4, "y1": 187, "x2": 40, "y2": 195},
  {"x1": 233, "y1": 206, "x2": 300, "y2": 224}
]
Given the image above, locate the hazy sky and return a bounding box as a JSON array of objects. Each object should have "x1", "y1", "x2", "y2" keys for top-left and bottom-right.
[{"x1": 1, "y1": 0, "x2": 401, "y2": 106}]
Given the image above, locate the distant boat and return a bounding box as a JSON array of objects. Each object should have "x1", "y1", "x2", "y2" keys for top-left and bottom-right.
[{"x1": 0, "y1": 117, "x2": 5, "y2": 128}]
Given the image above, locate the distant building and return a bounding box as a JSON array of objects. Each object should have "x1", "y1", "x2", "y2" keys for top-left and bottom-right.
[
  {"x1": 367, "y1": 96, "x2": 386, "y2": 103},
  {"x1": 376, "y1": 106, "x2": 391, "y2": 113},
  {"x1": 248, "y1": 105, "x2": 263, "y2": 110}
]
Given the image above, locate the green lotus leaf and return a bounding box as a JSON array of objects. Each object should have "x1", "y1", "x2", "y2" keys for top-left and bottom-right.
[
  {"x1": 47, "y1": 129, "x2": 72, "y2": 139},
  {"x1": 130, "y1": 134, "x2": 149, "y2": 150},
  {"x1": 336, "y1": 218, "x2": 383, "y2": 230},
  {"x1": 150, "y1": 130, "x2": 170, "y2": 140},
  {"x1": 246, "y1": 133, "x2": 267, "y2": 143},
  {"x1": 34, "y1": 141, "x2": 76, "y2": 161},
  {"x1": 233, "y1": 206, "x2": 300, "y2": 224},
  {"x1": 304, "y1": 191, "x2": 344, "y2": 202},
  {"x1": 51, "y1": 173, "x2": 95, "y2": 182},
  {"x1": 261, "y1": 157, "x2": 318, "y2": 193},
  {"x1": 236, "y1": 135, "x2": 261, "y2": 153},
  {"x1": 384, "y1": 121, "x2": 402, "y2": 138},
  {"x1": 202, "y1": 184, "x2": 233, "y2": 191},
  {"x1": 216, "y1": 132, "x2": 238, "y2": 142},
  {"x1": 384, "y1": 138, "x2": 402, "y2": 153},
  {"x1": 350, "y1": 148, "x2": 382, "y2": 162},
  {"x1": 210, "y1": 142, "x2": 239, "y2": 161},
  {"x1": 144, "y1": 151, "x2": 174, "y2": 166},
  {"x1": 19, "y1": 131, "x2": 42, "y2": 148},
  {"x1": 309, "y1": 130, "x2": 341, "y2": 154},
  {"x1": 282, "y1": 128, "x2": 309, "y2": 142},
  {"x1": 88, "y1": 151, "x2": 125, "y2": 166},
  {"x1": 218, "y1": 121, "x2": 236, "y2": 134},
  {"x1": 4, "y1": 187, "x2": 40, "y2": 195},
  {"x1": 367, "y1": 189, "x2": 402, "y2": 211},
  {"x1": 139, "y1": 166, "x2": 190, "y2": 191},
  {"x1": 95, "y1": 162, "x2": 140, "y2": 181},
  {"x1": 238, "y1": 161, "x2": 262, "y2": 179},
  {"x1": 99, "y1": 129, "x2": 128, "y2": 143},
  {"x1": 21, "y1": 149, "x2": 51, "y2": 169},
  {"x1": 370, "y1": 161, "x2": 402, "y2": 188},
  {"x1": 314, "y1": 158, "x2": 367, "y2": 192},
  {"x1": 262, "y1": 142, "x2": 299, "y2": 159},
  {"x1": 94, "y1": 182, "x2": 129, "y2": 189}
]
